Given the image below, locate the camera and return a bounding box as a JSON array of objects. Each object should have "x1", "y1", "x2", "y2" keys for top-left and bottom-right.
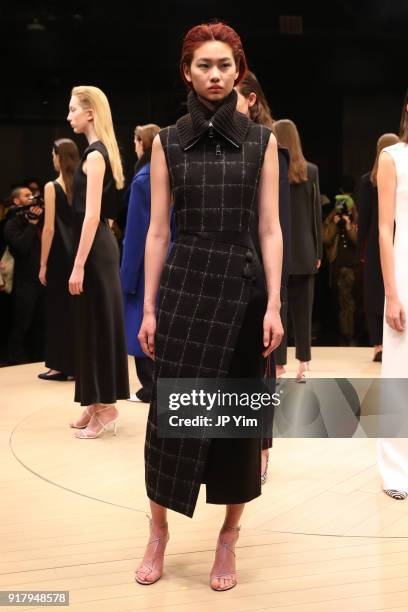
[
  {"x1": 8, "y1": 194, "x2": 44, "y2": 220},
  {"x1": 335, "y1": 199, "x2": 352, "y2": 219},
  {"x1": 334, "y1": 195, "x2": 354, "y2": 230},
  {"x1": 26, "y1": 195, "x2": 44, "y2": 220}
]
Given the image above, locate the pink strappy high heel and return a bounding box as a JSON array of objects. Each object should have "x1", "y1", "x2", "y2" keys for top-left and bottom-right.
[
  {"x1": 210, "y1": 525, "x2": 241, "y2": 591},
  {"x1": 135, "y1": 514, "x2": 170, "y2": 585}
]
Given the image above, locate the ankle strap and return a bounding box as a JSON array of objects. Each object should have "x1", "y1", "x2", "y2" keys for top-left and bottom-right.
[
  {"x1": 220, "y1": 524, "x2": 241, "y2": 535},
  {"x1": 95, "y1": 404, "x2": 116, "y2": 413}
]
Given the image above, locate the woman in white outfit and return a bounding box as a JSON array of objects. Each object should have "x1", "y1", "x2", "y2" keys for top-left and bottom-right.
[{"x1": 378, "y1": 92, "x2": 408, "y2": 500}]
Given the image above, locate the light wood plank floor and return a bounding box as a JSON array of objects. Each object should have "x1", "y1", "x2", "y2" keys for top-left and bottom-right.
[{"x1": 1, "y1": 348, "x2": 408, "y2": 611}]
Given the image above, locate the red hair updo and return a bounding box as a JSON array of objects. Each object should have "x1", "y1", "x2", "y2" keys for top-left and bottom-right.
[{"x1": 179, "y1": 21, "x2": 248, "y2": 89}]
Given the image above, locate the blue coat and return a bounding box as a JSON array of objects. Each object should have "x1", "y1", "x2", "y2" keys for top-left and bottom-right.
[
  {"x1": 121, "y1": 163, "x2": 152, "y2": 357},
  {"x1": 121, "y1": 162, "x2": 174, "y2": 357}
]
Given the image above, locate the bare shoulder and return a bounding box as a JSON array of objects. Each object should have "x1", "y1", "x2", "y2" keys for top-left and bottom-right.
[
  {"x1": 152, "y1": 133, "x2": 164, "y2": 152},
  {"x1": 379, "y1": 150, "x2": 396, "y2": 173},
  {"x1": 379, "y1": 150, "x2": 394, "y2": 162},
  {"x1": 267, "y1": 131, "x2": 277, "y2": 148},
  {"x1": 262, "y1": 131, "x2": 277, "y2": 160},
  {"x1": 151, "y1": 133, "x2": 166, "y2": 164},
  {"x1": 84, "y1": 150, "x2": 105, "y2": 177},
  {"x1": 44, "y1": 181, "x2": 55, "y2": 192},
  {"x1": 87, "y1": 150, "x2": 105, "y2": 163}
]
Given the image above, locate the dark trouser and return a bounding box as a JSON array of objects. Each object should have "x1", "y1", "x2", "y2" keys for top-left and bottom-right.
[
  {"x1": 275, "y1": 274, "x2": 315, "y2": 366},
  {"x1": 367, "y1": 314, "x2": 383, "y2": 346},
  {"x1": 134, "y1": 356, "x2": 154, "y2": 401},
  {"x1": 0, "y1": 292, "x2": 13, "y2": 360},
  {"x1": 7, "y1": 280, "x2": 45, "y2": 364},
  {"x1": 335, "y1": 267, "x2": 356, "y2": 341}
]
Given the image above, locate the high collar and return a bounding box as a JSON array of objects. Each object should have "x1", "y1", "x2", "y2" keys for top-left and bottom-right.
[{"x1": 176, "y1": 89, "x2": 250, "y2": 151}]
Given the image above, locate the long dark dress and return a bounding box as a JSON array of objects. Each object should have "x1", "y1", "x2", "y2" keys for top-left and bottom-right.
[
  {"x1": 357, "y1": 172, "x2": 384, "y2": 345},
  {"x1": 45, "y1": 181, "x2": 75, "y2": 375},
  {"x1": 145, "y1": 90, "x2": 274, "y2": 518},
  {"x1": 72, "y1": 141, "x2": 129, "y2": 405}
]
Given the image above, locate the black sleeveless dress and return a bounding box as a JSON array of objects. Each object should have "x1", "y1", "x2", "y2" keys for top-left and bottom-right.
[
  {"x1": 72, "y1": 141, "x2": 129, "y2": 405},
  {"x1": 45, "y1": 181, "x2": 75, "y2": 375},
  {"x1": 144, "y1": 90, "x2": 274, "y2": 517}
]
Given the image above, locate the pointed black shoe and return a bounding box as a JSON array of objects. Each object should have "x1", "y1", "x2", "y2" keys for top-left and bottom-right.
[{"x1": 38, "y1": 370, "x2": 69, "y2": 381}]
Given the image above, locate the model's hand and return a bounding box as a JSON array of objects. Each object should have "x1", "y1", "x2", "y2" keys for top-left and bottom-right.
[
  {"x1": 138, "y1": 313, "x2": 156, "y2": 360},
  {"x1": 333, "y1": 214, "x2": 341, "y2": 224},
  {"x1": 69, "y1": 264, "x2": 84, "y2": 295},
  {"x1": 262, "y1": 308, "x2": 284, "y2": 357},
  {"x1": 39, "y1": 264, "x2": 47, "y2": 286},
  {"x1": 385, "y1": 297, "x2": 406, "y2": 332},
  {"x1": 316, "y1": 259, "x2": 321, "y2": 269}
]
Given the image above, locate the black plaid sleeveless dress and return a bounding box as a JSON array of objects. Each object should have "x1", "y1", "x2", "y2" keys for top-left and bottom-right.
[{"x1": 145, "y1": 90, "x2": 273, "y2": 517}]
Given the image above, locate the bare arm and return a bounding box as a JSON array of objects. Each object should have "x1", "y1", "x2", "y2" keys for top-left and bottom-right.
[
  {"x1": 69, "y1": 151, "x2": 105, "y2": 295},
  {"x1": 39, "y1": 182, "x2": 56, "y2": 284},
  {"x1": 378, "y1": 151, "x2": 405, "y2": 331},
  {"x1": 258, "y1": 132, "x2": 284, "y2": 355},
  {"x1": 138, "y1": 134, "x2": 172, "y2": 357},
  {"x1": 378, "y1": 152, "x2": 397, "y2": 299},
  {"x1": 75, "y1": 151, "x2": 104, "y2": 266}
]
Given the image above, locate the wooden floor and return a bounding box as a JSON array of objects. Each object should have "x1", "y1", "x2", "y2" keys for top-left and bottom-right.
[{"x1": 2, "y1": 347, "x2": 408, "y2": 611}]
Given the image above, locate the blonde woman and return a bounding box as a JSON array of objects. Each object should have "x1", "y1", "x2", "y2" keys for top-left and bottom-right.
[
  {"x1": 273, "y1": 119, "x2": 322, "y2": 381},
  {"x1": 67, "y1": 85, "x2": 129, "y2": 438}
]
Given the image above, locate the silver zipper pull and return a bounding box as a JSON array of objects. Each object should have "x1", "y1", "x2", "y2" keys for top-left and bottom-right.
[
  {"x1": 208, "y1": 121, "x2": 214, "y2": 138},
  {"x1": 216, "y1": 144, "x2": 222, "y2": 156}
]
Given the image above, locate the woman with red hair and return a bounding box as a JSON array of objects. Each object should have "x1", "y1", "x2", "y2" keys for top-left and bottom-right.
[{"x1": 136, "y1": 21, "x2": 283, "y2": 590}]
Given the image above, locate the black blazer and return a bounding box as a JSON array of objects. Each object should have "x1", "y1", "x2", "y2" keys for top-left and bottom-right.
[
  {"x1": 288, "y1": 161, "x2": 322, "y2": 275},
  {"x1": 4, "y1": 215, "x2": 41, "y2": 283}
]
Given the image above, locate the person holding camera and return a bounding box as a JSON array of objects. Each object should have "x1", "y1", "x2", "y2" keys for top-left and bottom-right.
[
  {"x1": 323, "y1": 193, "x2": 358, "y2": 345},
  {"x1": 4, "y1": 186, "x2": 45, "y2": 364}
]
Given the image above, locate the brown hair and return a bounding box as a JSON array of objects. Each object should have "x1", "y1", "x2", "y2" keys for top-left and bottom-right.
[
  {"x1": 370, "y1": 132, "x2": 399, "y2": 186},
  {"x1": 399, "y1": 89, "x2": 408, "y2": 143},
  {"x1": 180, "y1": 21, "x2": 248, "y2": 89},
  {"x1": 134, "y1": 124, "x2": 161, "y2": 152},
  {"x1": 273, "y1": 119, "x2": 307, "y2": 184},
  {"x1": 53, "y1": 139, "x2": 80, "y2": 205},
  {"x1": 237, "y1": 71, "x2": 274, "y2": 129}
]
